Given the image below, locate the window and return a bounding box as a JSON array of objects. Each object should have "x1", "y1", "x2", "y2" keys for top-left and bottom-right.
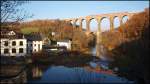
[
  {"x1": 4, "y1": 41, "x2": 8, "y2": 46},
  {"x1": 34, "y1": 49, "x2": 36, "y2": 52},
  {"x1": 19, "y1": 48, "x2": 23, "y2": 53},
  {"x1": 4, "y1": 48, "x2": 9, "y2": 54},
  {"x1": 20, "y1": 41, "x2": 23, "y2": 46},
  {"x1": 34, "y1": 44, "x2": 36, "y2": 46},
  {"x1": 30, "y1": 44, "x2": 32, "y2": 47},
  {"x1": 12, "y1": 41, "x2": 16, "y2": 46},
  {"x1": 12, "y1": 48, "x2": 16, "y2": 53}
]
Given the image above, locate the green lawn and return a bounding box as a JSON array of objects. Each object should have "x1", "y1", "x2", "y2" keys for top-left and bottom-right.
[{"x1": 21, "y1": 27, "x2": 39, "y2": 34}]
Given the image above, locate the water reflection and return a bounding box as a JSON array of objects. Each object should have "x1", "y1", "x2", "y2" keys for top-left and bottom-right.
[
  {"x1": 32, "y1": 66, "x2": 42, "y2": 78},
  {"x1": 91, "y1": 45, "x2": 112, "y2": 62},
  {"x1": 29, "y1": 66, "x2": 132, "y2": 83},
  {"x1": 91, "y1": 45, "x2": 106, "y2": 58},
  {"x1": 28, "y1": 46, "x2": 132, "y2": 83},
  {"x1": 91, "y1": 47, "x2": 96, "y2": 56}
]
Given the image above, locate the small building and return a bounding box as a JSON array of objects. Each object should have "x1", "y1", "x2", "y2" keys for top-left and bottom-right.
[
  {"x1": 0, "y1": 29, "x2": 27, "y2": 56},
  {"x1": 25, "y1": 33, "x2": 43, "y2": 54},
  {"x1": 41, "y1": 32, "x2": 56, "y2": 45},
  {"x1": 57, "y1": 40, "x2": 71, "y2": 50},
  {"x1": 42, "y1": 37, "x2": 51, "y2": 45}
]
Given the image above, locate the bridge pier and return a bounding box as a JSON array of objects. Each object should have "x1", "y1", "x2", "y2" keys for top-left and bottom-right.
[
  {"x1": 110, "y1": 17, "x2": 114, "y2": 31},
  {"x1": 85, "y1": 19, "x2": 90, "y2": 35},
  {"x1": 96, "y1": 20, "x2": 102, "y2": 58},
  {"x1": 72, "y1": 20, "x2": 76, "y2": 29},
  {"x1": 96, "y1": 31, "x2": 102, "y2": 58},
  {"x1": 79, "y1": 20, "x2": 83, "y2": 31}
]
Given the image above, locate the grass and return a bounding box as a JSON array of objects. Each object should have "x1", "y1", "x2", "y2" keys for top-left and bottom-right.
[{"x1": 21, "y1": 27, "x2": 39, "y2": 34}]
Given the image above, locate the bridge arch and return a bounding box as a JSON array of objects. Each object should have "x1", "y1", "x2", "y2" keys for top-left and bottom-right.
[
  {"x1": 89, "y1": 18, "x2": 98, "y2": 32},
  {"x1": 64, "y1": 12, "x2": 135, "y2": 33},
  {"x1": 122, "y1": 15, "x2": 129, "y2": 24},
  {"x1": 80, "y1": 19, "x2": 86, "y2": 31},
  {"x1": 75, "y1": 19, "x2": 80, "y2": 30},
  {"x1": 69, "y1": 20, "x2": 74, "y2": 26},
  {"x1": 113, "y1": 16, "x2": 120, "y2": 29},
  {"x1": 100, "y1": 17, "x2": 110, "y2": 32}
]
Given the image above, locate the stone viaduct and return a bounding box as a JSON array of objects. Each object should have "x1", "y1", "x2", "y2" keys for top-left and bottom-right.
[
  {"x1": 63, "y1": 12, "x2": 136, "y2": 58},
  {"x1": 64, "y1": 12, "x2": 135, "y2": 33}
]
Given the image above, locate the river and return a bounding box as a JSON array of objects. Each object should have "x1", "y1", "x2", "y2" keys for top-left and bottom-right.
[
  {"x1": 20, "y1": 45, "x2": 133, "y2": 83},
  {"x1": 28, "y1": 65, "x2": 133, "y2": 83},
  {"x1": 27, "y1": 46, "x2": 134, "y2": 83}
]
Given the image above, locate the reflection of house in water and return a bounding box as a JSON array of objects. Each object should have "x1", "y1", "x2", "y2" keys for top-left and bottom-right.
[{"x1": 32, "y1": 66, "x2": 43, "y2": 79}]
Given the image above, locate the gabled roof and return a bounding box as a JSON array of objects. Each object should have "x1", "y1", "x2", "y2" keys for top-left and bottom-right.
[
  {"x1": 25, "y1": 33, "x2": 42, "y2": 41},
  {"x1": 1, "y1": 29, "x2": 16, "y2": 35},
  {"x1": 1, "y1": 29, "x2": 24, "y2": 39}
]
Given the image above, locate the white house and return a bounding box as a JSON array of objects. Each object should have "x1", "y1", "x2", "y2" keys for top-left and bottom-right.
[
  {"x1": 0, "y1": 30, "x2": 27, "y2": 56},
  {"x1": 57, "y1": 40, "x2": 72, "y2": 50},
  {"x1": 25, "y1": 33, "x2": 43, "y2": 54}
]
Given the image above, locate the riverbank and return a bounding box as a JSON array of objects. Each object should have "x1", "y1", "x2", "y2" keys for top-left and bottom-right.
[
  {"x1": 0, "y1": 52, "x2": 133, "y2": 84},
  {"x1": 31, "y1": 50, "x2": 96, "y2": 67}
]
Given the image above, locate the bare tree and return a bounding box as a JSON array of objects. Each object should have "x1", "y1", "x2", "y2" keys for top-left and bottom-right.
[{"x1": 1, "y1": 1, "x2": 32, "y2": 23}]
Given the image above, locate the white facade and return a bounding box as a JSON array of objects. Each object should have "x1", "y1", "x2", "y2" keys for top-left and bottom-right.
[
  {"x1": 0, "y1": 39, "x2": 27, "y2": 56},
  {"x1": 27, "y1": 41, "x2": 43, "y2": 54},
  {"x1": 1, "y1": 30, "x2": 44, "y2": 56},
  {"x1": 57, "y1": 40, "x2": 71, "y2": 50}
]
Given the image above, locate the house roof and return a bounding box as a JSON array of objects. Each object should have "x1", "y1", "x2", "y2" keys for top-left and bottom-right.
[
  {"x1": 1, "y1": 28, "x2": 14, "y2": 35},
  {"x1": 1, "y1": 29, "x2": 24, "y2": 39},
  {"x1": 25, "y1": 33, "x2": 42, "y2": 41}
]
